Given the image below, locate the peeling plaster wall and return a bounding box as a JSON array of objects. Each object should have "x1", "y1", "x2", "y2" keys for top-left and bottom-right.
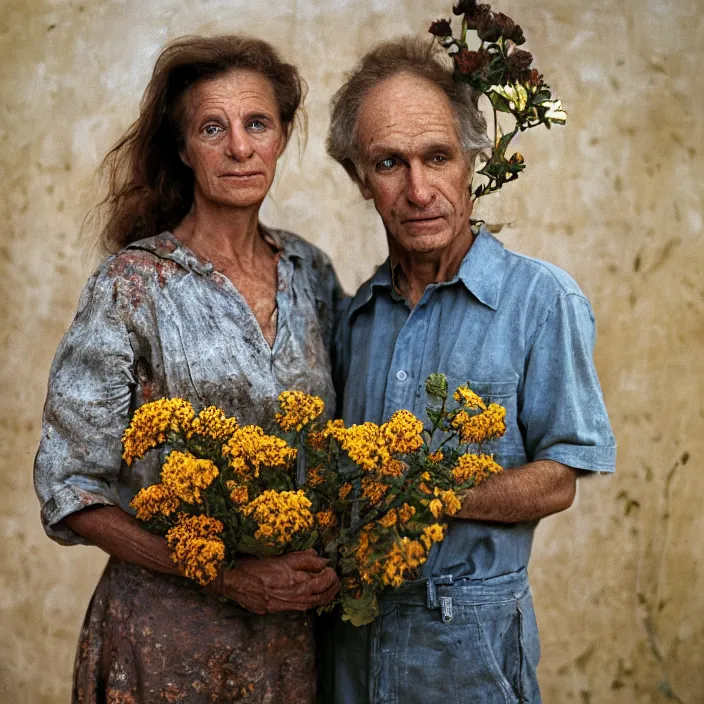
[{"x1": 1, "y1": 1, "x2": 702, "y2": 702}]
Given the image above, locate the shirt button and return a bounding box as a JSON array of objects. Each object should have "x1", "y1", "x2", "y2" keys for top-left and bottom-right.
[{"x1": 396, "y1": 370, "x2": 408, "y2": 382}]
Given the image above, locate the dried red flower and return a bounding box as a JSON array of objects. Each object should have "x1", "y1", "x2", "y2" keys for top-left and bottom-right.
[
  {"x1": 476, "y1": 12, "x2": 502, "y2": 42},
  {"x1": 429, "y1": 19, "x2": 454, "y2": 37},
  {"x1": 452, "y1": 0, "x2": 478, "y2": 17},
  {"x1": 505, "y1": 49, "x2": 534, "y2": 82},
  {"x1": 494, "y1": 12, "x2": 526, "y2": 45},
  {"x1": 527, "y1": 68, "x2": 544, "y2": 89},
  {"x1": 454, "y1": 48, "x2": 489, "y2": 75}
]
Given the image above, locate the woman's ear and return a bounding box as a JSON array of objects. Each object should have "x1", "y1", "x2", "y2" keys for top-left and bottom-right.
[
  {"x1": 179, "y1": 147, "x2": 191, "y2": 169},
  {"x1": 277, "y1": 130, "x2": 289, "y2": 158}
]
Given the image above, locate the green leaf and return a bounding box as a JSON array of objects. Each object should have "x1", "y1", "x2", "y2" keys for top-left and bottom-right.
[
  {"x1": 495, "y1": 131, "x2": 514, "y2": 158},
  {"x1": 488, "y1": 90, "x2": 513, "y2": 114},
  {"x1": 340, "y1": 586, "x2": 380, "y2": 627}
]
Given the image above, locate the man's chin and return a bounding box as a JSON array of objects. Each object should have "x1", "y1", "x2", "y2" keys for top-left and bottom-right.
[{"x1": 394, "y1": 229, "x2": 453, "y2": 255}]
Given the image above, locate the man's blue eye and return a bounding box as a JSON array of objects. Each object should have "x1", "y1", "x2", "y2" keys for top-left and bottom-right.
[
  {"x1": 378, "y1": 158, "x2": 396, "y2": 170},
  {"x1": 203, "y1": 125, "x2": 222, "y2": 136}
]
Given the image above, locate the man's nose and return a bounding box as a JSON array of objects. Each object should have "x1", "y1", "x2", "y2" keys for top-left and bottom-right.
[
  {"x1": 406, "y1": 165, "x2": 433, "y2": 207},
  {"x1": 226, "y1": 123, "x2": 255, "y2": 160}
]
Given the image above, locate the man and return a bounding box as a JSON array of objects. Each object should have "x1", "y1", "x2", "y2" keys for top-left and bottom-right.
[{"x1": 322, "y1": 37, "x2": 616, "y2": 703}]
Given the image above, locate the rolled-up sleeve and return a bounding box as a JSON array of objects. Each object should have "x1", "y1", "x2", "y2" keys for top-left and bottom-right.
[
  {"x1": 519, "y1": 293, "x2": 616, "y2": 472},
  {"x1": 34, "y1": 267, "x2": 135, "y2": 544}
]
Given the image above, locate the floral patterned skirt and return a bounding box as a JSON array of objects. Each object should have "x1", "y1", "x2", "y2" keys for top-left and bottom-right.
[{"x1": 73, "y1": 558, "x2": 316, "y2": 703}]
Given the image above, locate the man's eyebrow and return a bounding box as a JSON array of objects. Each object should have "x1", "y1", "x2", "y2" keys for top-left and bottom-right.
[{"x1": 365, "y1": 141, "x2": 457, "y2": 161}]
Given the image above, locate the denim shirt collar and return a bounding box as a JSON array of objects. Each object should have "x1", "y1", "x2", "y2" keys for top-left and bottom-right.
[
  {"x1": 348, "y1": 225, "x2": 507, "y2": 318},
  {"x1": 126, "y1": 225, "x2": 307, "y2": 277}
]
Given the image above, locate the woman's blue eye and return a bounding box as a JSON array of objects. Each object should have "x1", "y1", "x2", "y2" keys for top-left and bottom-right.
[
  {"x1": 203, "y1": 124, "x2": 222, "y2": 136},
  {"x1": 377, "y1": 158, "x2": 396, "y2": 171},
  {"x1": 248, "y1": 120, "x2": 266, "y2": 130}
]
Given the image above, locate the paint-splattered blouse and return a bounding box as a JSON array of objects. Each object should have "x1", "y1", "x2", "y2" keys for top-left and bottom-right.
[{"x1": 35, "y1": 228, "x2": 341, "y2": 545}]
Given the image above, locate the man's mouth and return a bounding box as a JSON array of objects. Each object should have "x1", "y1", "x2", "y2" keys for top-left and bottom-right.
[{"x1": 402, "y1": 215, "x2": 444, "y2": 225}]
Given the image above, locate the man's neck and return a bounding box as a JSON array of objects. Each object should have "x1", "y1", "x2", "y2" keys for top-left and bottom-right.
[{"x1": 389, "y1": 226, "x2": 475, "y2": 308}]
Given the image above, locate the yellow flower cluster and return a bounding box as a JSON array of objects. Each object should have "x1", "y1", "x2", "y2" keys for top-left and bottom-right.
[
  {"x1": 161, "y1": 450, "x2": 219, "y2": 504},
  {"x1": 361, "y1": 477, "x2": 389, "y2": 505},
  {"x1": 338, "y1": 422, "x2": 386, "y2": 472},
  {"x1": 452, "y1": 404, "x2": 506, "y2": 444},
  {"x1": 187, "y1": 406, "x2": 239, "y2": 441},
  {"x1": 241, "y1": 490, "x2": 313, "y2": 545},
  {"x1": 223, "y1": 426, "x2": 297, "y2": 478},
  {"x1": 275, "y1": 391, "x2": 325, "y2": 432},
  {"x1": 336, "y1": 411, "x2": 423, "y2": 476},
  {"x1": 454, "y1": 386, "x2": 487, "y2": 410},
  {"x1": 427, "y1": 450, "x2": 444, "y2": 463},
  {"x1": 378, "y1": 508, "x2": 398, "y2": 528},
  {"x1": 379, "y1": 538, "x2": 428, "y2": 587},
  {"x1": 433, "y1": 487, "x2": 462, "y2": 517},
  {"x1": 166, "y1": 515, "x2": 225, "y2": 586},
  {"x1": 358, "y1": 534, "x2": 434, "y2": 588},
  {"x1": 429, "y1": 498, "x2": 444, "y2": 518},
  {"x1": 338, "y1": 483, "x2": 353, "y2": 500},
  {"x1": 122, "y1": 398, "x2": 195, "y2": 465},
  {"x1": 225, "y1": 481, "x2": 249, "y2": 506},
  {"x1": 398, "y1": 503, "x2": 416, "y2": 524},
  {"x1": 306, "y1": 467, "x2": 325, "y2": 487},
  {"x1": 380, "y1": 410, "x2": 424, "y2": 455},
  {"x1": 307, "y1": 419, "x2": 345, "y2": 450},
  {"x1": 452, "y1": 453, "x2": 503, "y2": 485},
  {"x1": 421, "y1": 523, "x2": 445, "y2": 550},
  {"x1": 315, "y1": 509, "x2": 337, "y2": 529},
  {"x1": 130, "y1": 483, "x2": 180, "y2": 521}
]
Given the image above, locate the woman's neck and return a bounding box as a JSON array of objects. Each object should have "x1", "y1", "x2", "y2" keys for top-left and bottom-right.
[{"x1": 173, "y1": 196, "x2": 265, "y2": 267}]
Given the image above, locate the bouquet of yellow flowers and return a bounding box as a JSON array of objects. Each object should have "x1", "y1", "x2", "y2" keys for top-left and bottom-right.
[
  {"x1": 124, "y1": 392, "x2": 330, "y2": 587},
  {"x1": 123, "y1": 373, "x2": 506, "y2": 626},
  {"x1": 296, "y1": 373, "x2": 507, "y2": 626}
]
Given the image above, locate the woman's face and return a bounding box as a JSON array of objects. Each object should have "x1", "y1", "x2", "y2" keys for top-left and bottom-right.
[{"x1": 180, "y1": 69, "x2": 286, "y2": 210}]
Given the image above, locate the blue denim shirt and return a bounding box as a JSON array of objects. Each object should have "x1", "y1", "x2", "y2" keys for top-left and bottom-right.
[{"x1": 334, "y1": 226, "x2": 616, "y2": 580}]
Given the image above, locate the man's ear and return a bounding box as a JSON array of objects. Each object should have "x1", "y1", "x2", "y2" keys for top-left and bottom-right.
[
  {"x1": 343, "y1": 159, "x2": 373, "y2": 200},
  {"x1": 358, "y1": 179, "x2": 373, "y2": 201}
]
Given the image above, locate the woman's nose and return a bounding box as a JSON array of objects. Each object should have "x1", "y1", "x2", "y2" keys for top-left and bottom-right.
[{"x1": 226, "y1": 123, "x2": 255, "y2": 160}]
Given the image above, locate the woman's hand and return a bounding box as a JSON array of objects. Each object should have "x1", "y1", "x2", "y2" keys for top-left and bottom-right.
[{"x1": 220, "y1": 550, "x2": 340, "y2": 614}]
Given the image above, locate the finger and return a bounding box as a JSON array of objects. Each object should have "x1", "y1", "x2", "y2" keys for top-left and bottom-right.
[
  {"x1": 314, "y1": 579, "x2": 341, "y2": 607},
  {"x1": 285, "y1": 550, "x2": 330, "y2": 573},
  {"x1": 311, "y1": 567, "x2": 340, "y2": 594},
  {"x1": 285, "y1": 567, "x2": 339, "y2": 597}
]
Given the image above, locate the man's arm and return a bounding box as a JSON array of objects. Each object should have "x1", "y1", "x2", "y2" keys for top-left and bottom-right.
[{"x1": 455, "y1": 460, "x2": 578, "y2": 523}]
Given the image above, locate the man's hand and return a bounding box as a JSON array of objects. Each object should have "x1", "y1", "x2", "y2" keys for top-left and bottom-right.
[{"x1": 221, "y1": 550, "x2": 340, "y2": 614}]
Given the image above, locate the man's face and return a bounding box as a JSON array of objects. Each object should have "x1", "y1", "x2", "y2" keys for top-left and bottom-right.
[{"x1": 355, "y1": 72, "x2": 474, "y2": 256}]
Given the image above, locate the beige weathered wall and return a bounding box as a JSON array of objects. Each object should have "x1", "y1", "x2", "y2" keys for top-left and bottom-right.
[{"x1": 1, "y1": 0, "x2": 702, "y2": 701}]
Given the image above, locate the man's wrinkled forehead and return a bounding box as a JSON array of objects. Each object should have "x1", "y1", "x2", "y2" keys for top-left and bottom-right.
[{"x1": 355, "y1": 72, "x2": 462, "y2": 159}]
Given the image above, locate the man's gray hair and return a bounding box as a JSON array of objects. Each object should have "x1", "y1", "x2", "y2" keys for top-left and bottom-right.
[{"x1": 327, "y1": 36, "x2": 492, "y2": 183}]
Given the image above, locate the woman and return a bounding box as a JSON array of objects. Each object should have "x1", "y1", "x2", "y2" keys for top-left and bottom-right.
[{"x1": 34, "y1": 35, "x2": 341, "y2": 703}]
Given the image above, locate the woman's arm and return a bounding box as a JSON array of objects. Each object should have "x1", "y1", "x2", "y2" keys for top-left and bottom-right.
[{"x1": 65, "y1": 505, "x2": 339, "y2": 614}]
